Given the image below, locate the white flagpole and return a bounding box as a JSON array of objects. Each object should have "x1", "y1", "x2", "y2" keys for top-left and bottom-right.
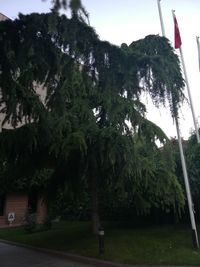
[
  {"x1": 157, "y1": 0, "x2": 165, "y2": 37},
  {"x1": 157, "y1": 0, "x2": 199, "y2": 248},
  {"x1": 175, "y1": 119, "x2": 199, "y2": 248},
  {"x1": 172, "y1": 10, "x2": 200, "y2": 144},
  {"x1": 196, "y1": 36, "x2": 200, "y2": 72}
]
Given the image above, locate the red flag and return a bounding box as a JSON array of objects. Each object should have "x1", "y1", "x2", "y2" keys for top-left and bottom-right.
[{"x1": 173, "y1": 14, "x2": 182, "y2": 49}]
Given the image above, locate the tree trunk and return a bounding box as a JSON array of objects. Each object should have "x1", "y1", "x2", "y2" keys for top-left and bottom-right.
[{"x1": 91, "y1": 175, "x2": 100, "y2": 234}]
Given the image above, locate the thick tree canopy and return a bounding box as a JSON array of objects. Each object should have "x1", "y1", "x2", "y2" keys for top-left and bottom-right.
[
  {"x1": 0, "y1": 8, "x2": 185, "y2": 219},
  {"x1": 0, "y1": 12, "x2": 184, "y2": 126}
]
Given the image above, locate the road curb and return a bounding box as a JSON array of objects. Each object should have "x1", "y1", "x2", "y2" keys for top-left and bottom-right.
[{"x1": 0, "y1": 239, "x2": 196, "y2": 267}]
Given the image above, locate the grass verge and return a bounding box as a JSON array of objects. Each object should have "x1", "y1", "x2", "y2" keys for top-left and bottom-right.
[{"x1": 0, "y1": 221, "x2": 200, "y2": 265}]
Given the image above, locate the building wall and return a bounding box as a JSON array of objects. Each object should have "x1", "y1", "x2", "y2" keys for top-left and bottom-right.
[
  {"x1": 0, "y1": 193, "x2": 47, "y2": 228},
  {"x1": 5, "y1": 193, "x2": 28, "y2": 226},
  {"x1": 0, "y1": 13, "x2": 10, "y2": 22},
  {"x1": 0, "y1": 193, "x2": 28, "y2": 227},
  {"x1": 0, "y1": 216, "x2": 6, "y2": 226}
]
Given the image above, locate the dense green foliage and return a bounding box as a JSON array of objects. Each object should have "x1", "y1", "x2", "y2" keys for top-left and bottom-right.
[
  {"x1": 0, "y1": 1, "x2": 186, "y2": 226},
  {"x1": 172, "y1": 133, "x2": 200, "y2": 221}
]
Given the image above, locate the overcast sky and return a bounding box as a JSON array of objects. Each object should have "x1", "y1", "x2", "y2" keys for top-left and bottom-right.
[{"x1": 1, "y1": 0, "x2": 200, "y2": 139}]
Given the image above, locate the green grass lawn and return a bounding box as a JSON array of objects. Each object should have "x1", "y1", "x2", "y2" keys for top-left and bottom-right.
[{"x1": 0, "y1": 221, "x2": 200, "y2": 265}]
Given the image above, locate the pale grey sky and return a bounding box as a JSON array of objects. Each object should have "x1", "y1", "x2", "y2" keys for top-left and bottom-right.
[{"x1": 1, "y1": 0, "x2": 200, "y2": 139}]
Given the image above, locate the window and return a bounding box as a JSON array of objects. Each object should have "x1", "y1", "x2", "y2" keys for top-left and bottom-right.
[
  {"x1": 28, "y1": 191, "x2": 38, "y2": 213},
  {"x1": 0, "y1": 195, "x2": 5, "y2": 216}
]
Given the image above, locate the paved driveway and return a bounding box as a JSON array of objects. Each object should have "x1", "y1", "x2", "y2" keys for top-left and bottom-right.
[{"x1": 0, "y1": 242, "x2": 94, "y2": 267}]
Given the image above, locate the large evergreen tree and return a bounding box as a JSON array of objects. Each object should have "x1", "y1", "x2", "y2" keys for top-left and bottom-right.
[{"x1": 0, "y1": 1, "x2": 185, "y2": 232}]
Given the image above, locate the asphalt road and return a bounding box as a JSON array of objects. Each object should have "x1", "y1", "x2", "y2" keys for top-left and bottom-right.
[{"x1": 0, "y1": 242, "x2": 94, "y2": 267}]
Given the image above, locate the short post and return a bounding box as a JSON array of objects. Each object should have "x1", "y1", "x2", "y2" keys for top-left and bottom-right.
[{"x1": 98, "y1": 226, "x2": 105, "y2": 256}]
